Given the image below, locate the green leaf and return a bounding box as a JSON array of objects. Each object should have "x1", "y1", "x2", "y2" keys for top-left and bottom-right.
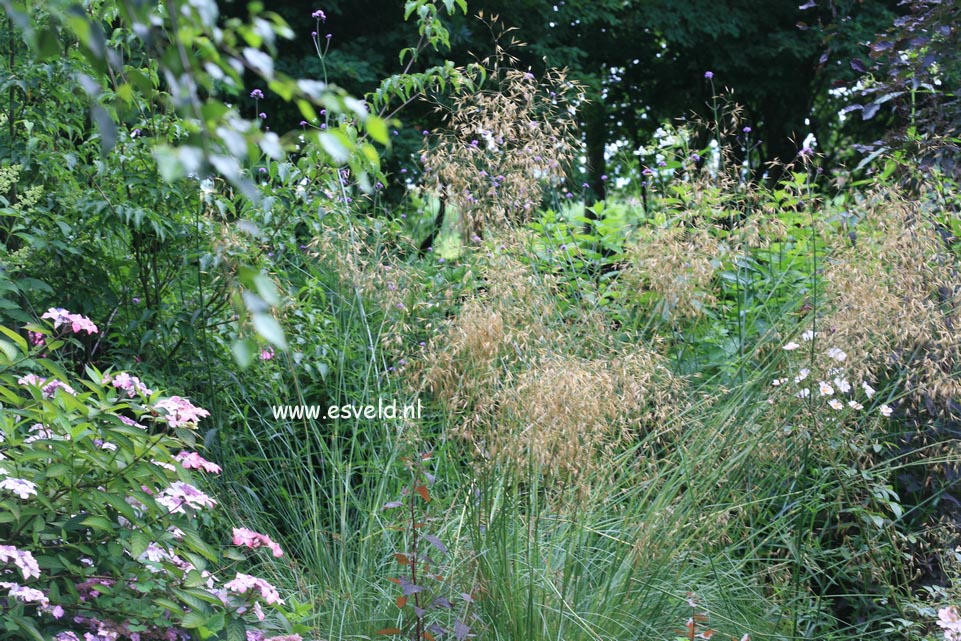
[
  {"x1": 0, "y1": 338, "x2": 18, "y2": 362},
  {"x1": 231, "y1": 338, "x2": 256, "y2": 369},
  {"x1": 319, "y1": 131, "x2": 352, "y2": 164},
  {"x1": 0, "y1": 325, "x2": 28, "y2": 353},
  {"x1": 225, "y1": 618, "x2": 246, "y2": 641},
  {"x1": 365, "y1": 115, "x2": 390, "y2": 145},
  {"x1": 252, "y1": 313, "x2": 287, "y2": 350},
  {"x1": 80, "y1": 515, "x2": 115, "y2": 531}
]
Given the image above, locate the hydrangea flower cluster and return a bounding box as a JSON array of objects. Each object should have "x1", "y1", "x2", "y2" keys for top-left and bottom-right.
[
  {"x1": 106, "y1": 371, "x2": 153, "y2": 398},
  {"x1": 232, "y1": 527, "x2": 284, "y2": 557},
  {"x1": 225, "y1": 573, "x2": 284, "y2": 605},
  {"x1": 154, "y1": 395, "x2": 211, "y2": 427},
  {"x1": 40, "y1": 308, "x2": 99, "y2": 334},
  {"x1": 939, "y1": 606, "x2": 961, "y2": 641},
  {"x1": 174, "y1": 450, "x2": 223, "y2": 474}
]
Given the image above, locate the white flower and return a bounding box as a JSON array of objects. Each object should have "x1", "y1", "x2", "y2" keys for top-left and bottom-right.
[
  {"x1": 771, "y1": 378, "x2": 782, "y2": 386},
  {"x1": 880, "y1": 404, "x2": 893, "y2": 417},
  {"x1": 0, "y1": 478, "x2": 37, "y2": 499},
  {"x1": 796, "y1": 388, "x2": 810, "y2": 399},
  {"x1": 801, "y1": 330, "x2": 817, "y2": 341},
  {"x1": 862, "y1": 381, "x2": 876, "y2": 398},
  {"x1": 826, "y1": 347, "x2": 847, "y2": 362},
  {"x1": 833, "y1": 378, "x2": 852, "y2": 394},
  {"x1": 795, "y1": 368, "x2": 810, "y2": 383},
  {"x1": 828, "y1": 399, "x2": 845, "y2": 410},
  {"x1": 782, "y1": 341, "x2": 801, "y2": 351},
  {"x1": 818, "y1": 381, "x2": 834, "y2": 396},
  {"x1": 848, "y1": 400, "x2": 863, "y2": 410}
]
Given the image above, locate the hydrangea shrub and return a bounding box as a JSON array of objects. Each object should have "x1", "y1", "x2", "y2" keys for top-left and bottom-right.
[{"x1": 0, "y1": 311, "x2": 297, "y2": 641}]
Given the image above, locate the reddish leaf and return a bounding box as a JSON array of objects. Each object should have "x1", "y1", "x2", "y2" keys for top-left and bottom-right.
[
  {"x1": 394, "y1": 553, "x2": 410, "y2": 565},
  {"x1": 396, "y1": 595, "x2": 408, "y2": 608},
  {"x1": 377, "y1": 629, "x2": 402, "y2": 636},
  {"x1": 387, "y1": 577, "x2": 401, "y2": 585},
  {"x1": 414, "y1": 485, "x2": 430, "y2": 502},
  {"x1": 422, "y1": 633, "x2": 435, "y2": 641}
]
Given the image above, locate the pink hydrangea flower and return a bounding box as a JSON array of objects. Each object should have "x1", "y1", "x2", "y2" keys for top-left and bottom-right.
[
  {"x1": 156, "y1": 481, "x2": 217, "y2": 514},
  {"x1": 938, "y1": 606, "x2": 961, "y2": 641},
  {"x1": 107, "y1": 372, "x2": 153, "y2": 398},
  {"x1": 232, "y1": 527, "x2": 284, "y2": 557},
  {"x1": 41, "y1": 308, "x2": 99, "y2": 334},
  {"x1": 154, "y1": 396, "x2": 210, "y2": 428},
  {"x1": 174, "y1": 451, "x2": 222, "y2": 474},
  {"x1": 225, "y1": 572, "x2": 283, "y2": 604}
]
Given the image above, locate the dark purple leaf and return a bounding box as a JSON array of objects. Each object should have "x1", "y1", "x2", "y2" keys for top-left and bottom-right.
[
  {"x1": 422, "y1": 534, "x2": 448, "y2": 555},
  {"x1": 414, "y1": 607, "x2": 426, "y2": 617},
  {"x1": 850, "y1": 58, "x2": 868, "y2": 73},
  {"x1": 922, "y1": 54, "x2": 936, "y2": 69},
  {"x1": 937, "y1": 25, "x2": 951, "y2": 36},
  {"x1": 383, "y1": 500, "x2": 404, "y2": 509},
  {"x1": 798, "y1": 0, "x2": 816, "y2": 8},
  {"x1": 862, "y1": 102, "x2": 881, "y2": 120},
  {"x1": 454, "y1": 620, "x2": 471, "y2": 641},
  {"x1": 399, "y1": 577, "x2": 426, "y2": 596},
  {"x1": 459, "y1": 592, "x2": 475, "y2": 603},
  {"x1": 432, "y1": 596, "x2": 453, "y2": 609},
  {"x1": 819, "y1": 52, "x2": 829, "y2": 65},
  {"x1": 839, "y1": 104, "x2": 864, "y2": 116},
  {"x1": 423, "y1": 471, "x2": 436, "y2": 486},
  {"x1": 428, "y1": 624, "x2": 447, "y2": 636},
  {"x1": 870, "y1": 40, "x2": 893, "y2": 53}
]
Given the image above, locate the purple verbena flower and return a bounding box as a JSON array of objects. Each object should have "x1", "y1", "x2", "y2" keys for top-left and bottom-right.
[{"x1": 250, "y1": 89, "x2": 264, "y2": 100}]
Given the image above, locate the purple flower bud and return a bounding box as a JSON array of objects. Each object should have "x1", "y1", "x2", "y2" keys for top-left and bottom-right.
[
  {"x1": 704, "y1": 71, "x2": 714, "y2": 79},
  {"x1": 419, "y1": 341, "x2": 426, "y2": 347},
  {"x1": 259, "y1": 167, "x2": 267, "y2": 173},
  {"x1": 312, "y1": 9, "x2": 326, "y2": 21},
  {"x1": 326, "y1": 33, "x2": 332, "y2": 40},
  {"x1": 438, "y1": 257, "x2": 446, "y2": 264},
  {"x1": 400, "y1": 168, "x2": 407, "y2": 173},
  {"x1": 259, "y1": 112, "x2": 267, "y2": 120},
  {"x1": 311, "y1": 30, "x2": 318, "y2": 37},
  {"x1": 131, "y1": 128, "x2": 141, "y2": 138},
  {"x1": 601, "y1": 174, "x2": 609, "y2": 181},
  {"x1": 300, "y1": 120, "x2": 308, "y2": 126},
  {"x1": 657, "y1": 160, "x2": 666, "y2": 167},
  {"x1": 642, "y1": 168, "x2": 654, "y2": 176},
  {"x1": 250, "y1": 89, "x2": 264, "y2": 99},
  {"x1": 743, "y1": 126, "x2": 752, "y2": 133},
  {"x1": 422, "y1": 130, "x2": 429, "y2": 135},
  {"x1": 582, "y1": 182, "x2": 589, "y2": 189}
]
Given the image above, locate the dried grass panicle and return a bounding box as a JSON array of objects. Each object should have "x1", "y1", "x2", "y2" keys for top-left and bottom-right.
[
  {"x1": 621, "y1": 226, "x2": 721, "y2": 320},
  {"x1": 417, "y1": 240, "x2": 687, "y2": 495},
  {"x1": 823, "y1": 189, "x2": 960, "y2": 414},
  {"x1": 421, "y1": 67, "x2": 582, "y2": 241}
]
